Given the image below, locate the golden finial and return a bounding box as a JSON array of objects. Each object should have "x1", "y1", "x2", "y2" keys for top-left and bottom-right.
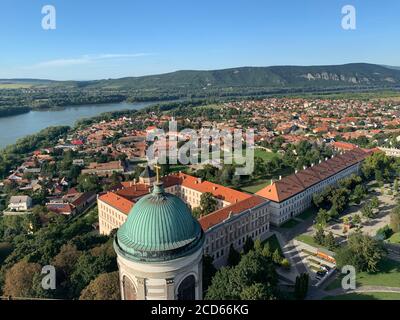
[{"x1": 153, "y1": 164, "x2": 161, "y2": 183}]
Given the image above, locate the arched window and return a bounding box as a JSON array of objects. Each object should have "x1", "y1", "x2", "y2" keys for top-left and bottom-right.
[
  {"x1": 123, "y1": 276, "x2": 137, "y2": 300},
  {"x1": 177, "y1": 275, "x2": 196, "y2": 300}
]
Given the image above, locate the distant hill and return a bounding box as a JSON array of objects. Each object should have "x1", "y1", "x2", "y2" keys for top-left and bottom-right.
[
  {"x1": 2, "y1": 63, "x2": 400, "y2": 91},
  {"x1": 384, "y1": 65, "x2": 400, "y2": 71},
  {"x1": 82, "y1": 63, "x2": 400, "y2": 90}
]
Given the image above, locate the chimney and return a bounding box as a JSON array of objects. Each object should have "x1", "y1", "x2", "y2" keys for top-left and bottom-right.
[
  {"x1": 197, "y1": 178, "x2": 202, "y2": 184},
  {"x1": 279, "y1": 175, "x2": 282, "y2": 180},
  {"x1": 295, "y1": 170, "x2": 298, "y2": 174},
  {"x1": 213, "y1": 186, "x2": 217, "y2": 191}
]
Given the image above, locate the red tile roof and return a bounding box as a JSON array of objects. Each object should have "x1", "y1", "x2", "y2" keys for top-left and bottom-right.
[
  {"x1": 256, "y1": 148, "x2": 370, "y2": 202},
  {"x1": 114, "y1": 184, "x2": 150, "y2": 201},
  {"x1": 332, "y1": 141, "x2": 358, "y2": 151},
  {"x1": 163, "y1": 172, "x2": 252, "y2": 204},
  {"x1": 98, "y1": 192, "x2": 134, "y2": 215},
  {"x1": 199, "y1": 196, "x2": 266, "y2": 231}
]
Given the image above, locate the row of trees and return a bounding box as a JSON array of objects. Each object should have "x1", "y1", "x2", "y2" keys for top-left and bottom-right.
[{"x1": 313, "y1": 174, "x2": 365, "y2": 227}]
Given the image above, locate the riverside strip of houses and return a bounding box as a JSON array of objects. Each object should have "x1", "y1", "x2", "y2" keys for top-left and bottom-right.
[{"x1": 97, "y1": 148, "x2": 373, "y2": 267}]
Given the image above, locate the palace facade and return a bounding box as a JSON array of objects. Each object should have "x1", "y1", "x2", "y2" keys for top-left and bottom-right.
[
  {"x1": 256, "y1": 148, "x2": 373, "y2": 225},
  {"x1": 98, "y1": 171, "x2": 270, "y2": 268}
]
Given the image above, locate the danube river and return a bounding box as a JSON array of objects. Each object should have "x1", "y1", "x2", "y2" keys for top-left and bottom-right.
[{"x1": 0, "y1": 101, "x2": 155, "y2": 149}]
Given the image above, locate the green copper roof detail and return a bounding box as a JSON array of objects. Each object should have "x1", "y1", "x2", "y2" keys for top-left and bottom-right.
[{"x1": 115, "y1": 182, "x2": 204, "y2": 262}]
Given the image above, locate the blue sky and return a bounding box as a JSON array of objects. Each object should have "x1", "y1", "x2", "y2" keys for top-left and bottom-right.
[{"x1": 0, "y1": 0, "x2": 399, "y2": 80}]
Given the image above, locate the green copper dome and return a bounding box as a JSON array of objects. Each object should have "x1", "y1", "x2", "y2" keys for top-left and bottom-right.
[{"x1": 114, "y1": 182, "x2": 204, "y2": 262}]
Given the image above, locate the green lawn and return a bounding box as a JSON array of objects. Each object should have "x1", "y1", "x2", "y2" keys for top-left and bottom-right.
[
  {"x1": 0, "y1": 242, "x2": 13, "y2": 264},
  {"x1": 325, "y1": 258, "x2": 400, "y2": 290},
  {"x1": 296, "y1": 207, "x2": 317, "y2": 221},
  {"x1": 295, "y1": 234, "x2": 319, "y2": 247},
  {"x1": 240, "y1": 179, "x2": 272, "y2": 194},
  {"x1": 323, "y1": 292, "x2": 400, "y2": 300},
  {"x1": 262, "y1": 234, "x2": 284, "y2": 258},
  {"x1": 387, "y1": 232, "x2": 400, "y2": 244},
  {"x1": 254, "y1": 149, "x2": 279, "y2": 162},
  {"x1": 280, "y1": 219, "x2": 300, "y2": 229}
]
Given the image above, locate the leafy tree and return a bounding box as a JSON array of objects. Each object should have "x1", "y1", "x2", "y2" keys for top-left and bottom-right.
[
  {"x1": 3, "y1": 260, "x2": 42, "y2": 298},
  {"x1": 239, "y1": 283, "x2": 273, "y2": 300},
  {"x1": 313, "y1": 228, "x2": 325, "y2": 246},
  {"x1": 227, "y1": 244, "x2": 241, "y2": 267},
  {"x1": 313, "y1": 192, "x2": 324, "y2": 208},
  {"x1": 390, "y1": 205, "x2": 400, "y2": 233},
  {"x1": 77, "y1": 174, "x2": 100, "y2": 192},
  {"x1": 272, "y1": 249, "x2": 282, "y2": 264},
  {"x1": 394, "y1": 179, "x2": 399, "y2": 193},
  {"x1": 294, "y1": 273, "x2": 309, "y2": 300},
  {"x1": 335, "y1": 233, "x2": 386, "y2": 272},
  {"x1": 70, "y1": 250, "x2": 117, "y2": 298},
  {"x1": 79, "y1": 272, "x2": 120, "y2": 300},
  {"x1": 315, "y1": 209, "x2": 330, "y2": 228},
  {"x1": 352, "y1": 184, "x2": 365, "y2": 204},
  {"x1": 361, "y1": 204, "x2": 376, "y2": 219},
  {"x1": 52, "y1": 244, "x2": 82, "y2": 280},
  {"x1": 324, "y1": 232, "x2": 337, "y2": 251},
  {"x1": 200, "y1": 192, "x2": 218, "y2": 216},
  {"x1": 261, "y1": 242, "x2": 271, "y2": 258},
  {"x1": 370, "y1": 196, "x2": 380, "y2": 209},
  {"x1": 191, "y1": 207, "x2": 202, "y2": 219},
  {"x1": 254, "y1": 239, "x2": 263, "y2": 253},
  {"x1": 205, "y1": 250, "x2": 277, "y2": 300},
  {"x1": 362, "y1": 152, "x2": 394, "y2": 182}
]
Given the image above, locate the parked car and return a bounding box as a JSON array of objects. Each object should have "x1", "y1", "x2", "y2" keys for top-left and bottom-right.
[
  {"x1": 317, "y1": 270, "x2": 327, "y2": 277},
  {"x1": 322, "y1": 265, "x2": 331, "y2": 271}
]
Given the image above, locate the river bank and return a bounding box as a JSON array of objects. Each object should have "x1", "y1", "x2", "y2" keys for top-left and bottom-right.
[{"x1": 0, "y1": 101, "x2": 156, "y2": 149}]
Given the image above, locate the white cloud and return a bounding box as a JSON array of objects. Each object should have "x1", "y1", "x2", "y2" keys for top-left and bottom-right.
[{"x1": 27, "y1": 53, "x2": 153, "y2": 69}]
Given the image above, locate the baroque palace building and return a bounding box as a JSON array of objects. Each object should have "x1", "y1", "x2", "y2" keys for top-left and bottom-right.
[
  {"x1": 101, "y1": 148, "x2": 373, "y2": 300},
  {"x1": 256, "y1": 148, "x2": 373, "y2": 225},
  {"x1": 99, "y1": 167, "x2": 271, "y2": 269}
]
